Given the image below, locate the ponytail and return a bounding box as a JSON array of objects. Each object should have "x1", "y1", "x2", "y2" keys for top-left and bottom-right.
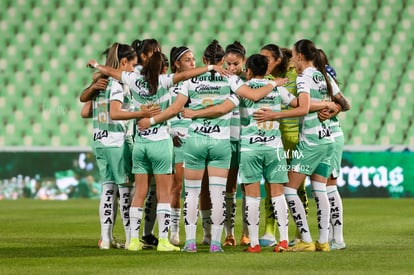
[
  {"x1": 141, "y1": 51, "x2": 163, "y2": 95},
  {"x1": 203, "y1": 40, "x2": 225, "y2": 79},
  {"x1": 314, "y1": 49, "x2": 333, "y2": 100}
]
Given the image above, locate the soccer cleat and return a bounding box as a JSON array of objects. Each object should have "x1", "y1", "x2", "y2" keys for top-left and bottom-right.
[
  {"x1": 170, "y1": 232, "x2": 180, "y2": 246},
  {"x1": 239, "y1": 235, "x2": 250, "y2": 246},
  {"x1": 128, "y1": 238, "x2": 143, "y2": 251},
  {"x1": 244, "y1": 244, "x2": 261, "y2": 253},
  {"x1": 329, "y1": 240, "x2": 346, "y2": 250},
  {"x1": 141, "y1": 234, "x2": 158, "y2": 249},
  {"x1": 259, "y1": 233, "x2": 276, "y2": 247},
  {"x1": 182, "y1": 241, "x2": 197, "y2": 253},
  {"x1": 99, "y1": 240, "x2": 110, "y2": 250},
  {"x1": 315, "y1": 241, "x2": 330, "y2": 252},
  {"x1": 288, "y1": 240, "x2": 316, "y2": 252},
  {"x1": 202, "y1": 234, "x2": 211, "y2": 245},
  {"x1": 157, "y1": 238, "x2": 180, "y2": 252},
  {"x1": 209, "y1": 244, "x2": 224, "y2": 253},
  {"x1": 98, "y1": 238, "x2": 124, "y2": 249},
  {"x1": 288, "y1": 238, "x2": 302, "y2": 247},
  {"x1": 273, "y1": 240, "x2": 289, "y2": 253},
  {"x1": 111, "y1": 237, "x2": 125, "y2": 249},
  {"x1": 223, "y1": 235, "x2": 236, "y2": 247}
]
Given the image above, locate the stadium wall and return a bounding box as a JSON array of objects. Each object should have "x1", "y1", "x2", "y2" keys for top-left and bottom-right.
[{"x1": 1, "y1": 146, "x2": 412, "y2": 199}]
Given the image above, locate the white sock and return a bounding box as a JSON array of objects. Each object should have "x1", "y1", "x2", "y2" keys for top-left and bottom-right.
[
  {"x1": 211, "y1": 224, "x2": 224, "y2": 247},
  {"x1": 183, "y1": 179, "x2": 201, "y2": 241},
  {"x1": 224, "y1": 192, "x2": 236, "y2": 236},
  {"x1": 284, "y1": 186, "x2": 312, "y2": 243},
  {"x1": 245, "y1": 196, "x2": 261, "y2": 247},
  {"x1": 209, "y1": 176, "x2": 226, "y2": 245},
  {"x1": 271, "y1": 194, "x2": 289, "y2": 242},
  {"x1": 99, "y1": 183, "x2": 117, "y2": 243},
  {"x1": 170, "y1": 208, "x2": 181, "y2": 234},
  {"x1": 185, "y1": 225, "x2": 196, "y2": 243},
  {"x1": 312, "y1": 181, "x2": 330, "y2": 244},
  {"x1": 157, "y1": 203, "x2": 171, "y2": 239},
  {"x1": 118, "y1": 186, "x2": 132, "y2": 245},
  {"x1": 143, "y1": 180, "x2": 157, "y2": 237},
  {"x1": 241, "y1": 192, "x2": 249, "y2": 236},
  {"x1": 327, "y1": 185, "x2": 344, "y2": 243},
  {"x1": 129, "y1": 207, "x2": 143, "y2": 239}
]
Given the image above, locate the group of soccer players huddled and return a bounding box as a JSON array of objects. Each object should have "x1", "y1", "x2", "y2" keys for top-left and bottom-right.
[{"x1": 80, "y1": 36, "x2": 350, "y2": 253}]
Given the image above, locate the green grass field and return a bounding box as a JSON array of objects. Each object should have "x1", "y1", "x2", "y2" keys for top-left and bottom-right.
[{"x1": 1, "y1": 198, "x2": 413, "y2": 275}]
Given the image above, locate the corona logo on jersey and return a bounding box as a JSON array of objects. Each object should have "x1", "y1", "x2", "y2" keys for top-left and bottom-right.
[{"x1": 191, "y1": 74, "x2": 225, "y2": 83}]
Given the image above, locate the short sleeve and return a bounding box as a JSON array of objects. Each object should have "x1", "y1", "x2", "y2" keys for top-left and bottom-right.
[
  {"x1": 227, "y1": 93, "x2": 240, "y2": 107},
  {"x1": 159, "y1": 74, "x2": 174, "y2": 89},
  {"x1": 178, "y1": 80, "x2": 189, "y2": 98},
  {"x1": 278, "y1": 86, "x2": 295, "y2": 105},
  {"x1": 109, "y1": 80, "x2": 124, "y2": 102},
  {"x1": 121, "y1": 71, "x2": 140, "y2": 91},
  {"x1": 227, "y1": 75, "x2": 245, "y2": 93},
  {"x1": 296, "y1": 74, "x2": 310, "y2": 95}
]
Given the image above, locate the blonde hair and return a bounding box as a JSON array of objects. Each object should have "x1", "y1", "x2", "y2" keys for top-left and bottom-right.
[{"x1": 103, "y1": 42, "x2": 137, "y2": 69}]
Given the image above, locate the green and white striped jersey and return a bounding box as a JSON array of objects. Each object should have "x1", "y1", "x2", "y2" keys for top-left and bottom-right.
[
  {"x1": 228, "y1": 73, "x2": 244, "y2": 142},
  {"x1": 240, "y1": 78, "x2": 295, "y2": 151},
  {"x1": 296, "y1": 67, "x2": 334, "y2": 145},
  {"x1": 92, "y1": 78, "x2": 133, "y2": 148},
  {"x1": 168, "y1": 82, "x2": 191, "y2": 138},
  {"x1": 230, "y1": 104, "x2": 240, "y2": 142},
  {"x1": 180, "y1": 73, "x2": 242, "y2": 140},
  {"x1": 121, "y1": 72, "x2": 174, "y2": 142}
]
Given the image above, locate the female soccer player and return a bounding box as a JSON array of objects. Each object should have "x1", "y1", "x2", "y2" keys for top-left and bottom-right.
[
  {"x1": 259, "y1": 44, "x2": 308, "y2": 247},
  {"x1": 167, "y1": 45, "x2": 196, "y2": 245},
  {"x1": 80, "y1": 43, "x2": 157, "y2": 249},
  {"x1": 222, "y1": 41, "x2": 248, "y2": 247},
  {"x1": 317, "y1": 49, "x2": 350, "y2": 250},
  {"x1": 130, "y1": 38, "x2": 162, "y2": 248},
  {"x1": 238, "y1": 54, "x2": 295, "y2": 253}
]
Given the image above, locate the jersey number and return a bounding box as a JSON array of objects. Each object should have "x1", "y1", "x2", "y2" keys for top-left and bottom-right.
[
  {"x1": 97, "y1": 102, "x2": 109, "y2": 123},
  {"x1": 257, "y1": 121, "x2": 274, "y2": 130}
]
